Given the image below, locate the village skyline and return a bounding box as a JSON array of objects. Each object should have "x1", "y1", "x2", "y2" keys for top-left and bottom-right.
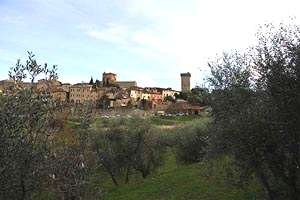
[{"x1": 0, "y1": 71, "x2": 195, "y2": 111}]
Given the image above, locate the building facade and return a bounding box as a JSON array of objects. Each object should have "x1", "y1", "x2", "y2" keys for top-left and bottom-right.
[
  {"x1": 70, "y1": 83, "x2": 96, "y2": 103},
  {"x1": 116, "y1": 81, "x2": 137, "y2": 89}
]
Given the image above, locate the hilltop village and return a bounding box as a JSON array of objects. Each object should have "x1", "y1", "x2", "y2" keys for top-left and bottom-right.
[{"x1": 0, "y1": 72, "x2": 205, "y2": 115}]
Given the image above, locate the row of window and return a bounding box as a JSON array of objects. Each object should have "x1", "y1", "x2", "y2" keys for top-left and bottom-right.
[
  {"x1": 70, "y1": 88, "x2": 90, "y2": 92},
  {"x1": 70, "y1": 94, "x2": 93, "y2": 98}
]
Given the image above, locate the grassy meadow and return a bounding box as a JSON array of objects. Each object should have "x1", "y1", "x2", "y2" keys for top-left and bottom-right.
[
  {"x1": 85, "y1": 115, "x2": 266, "y2": 200},
  {"x1": 99, "y1": 150, "x2": 265, "y2": 200}
]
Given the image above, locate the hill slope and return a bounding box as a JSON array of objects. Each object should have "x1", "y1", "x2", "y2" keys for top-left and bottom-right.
[{"x1": 102, "y1": 151, "x2": 265, "y2": 200}]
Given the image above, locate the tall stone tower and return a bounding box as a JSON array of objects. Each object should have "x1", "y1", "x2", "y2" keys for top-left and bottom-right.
[
  {"x1": 102, "y1": 72, "x2": 116, "y2": 86},
  {"x1": 180, "y1": 72, "x2": 191, "y2": 92}
]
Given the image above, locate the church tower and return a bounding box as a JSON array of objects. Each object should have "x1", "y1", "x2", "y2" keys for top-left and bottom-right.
[
  {"x1": 102, "y1": 72, "x2": 116, "y2": 87},
  {"x1": 180, "y1": 72, "x2": 191, "y2": 92}
]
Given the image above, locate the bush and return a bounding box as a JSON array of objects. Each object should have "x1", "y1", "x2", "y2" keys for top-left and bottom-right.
[
  {"x1": 171, "y1": 118, "x2": 211, "y2": 164},
  {"x1": 91, "y1": 116, "x2": 167, "y2": 185}
]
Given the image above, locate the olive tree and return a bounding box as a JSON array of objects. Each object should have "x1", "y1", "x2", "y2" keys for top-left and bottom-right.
[
  {"x1": 92, "y1": 116, "x2": 166, "y2": 185},
  {"x1": 208, "y1": 21, "x2": 300, "y2": 199},
  {"x1": 49, "y1": 101, "x2": 101, "y2": 199},
  {"x1": 0, "y1": 52, "x2": 100, "y2": 200},
  {"x1": 128, "y1": 117, "x2": 166, "y2": 179},
  {"x1": 171, "y1": 118, "x2": 211, "y2": 165},
  {"x1": 92, "y1": 118, "x2": 129, "y2": 186},
  {"x1": 0, "y1": 52, "x2": 58, "y2": 199}
]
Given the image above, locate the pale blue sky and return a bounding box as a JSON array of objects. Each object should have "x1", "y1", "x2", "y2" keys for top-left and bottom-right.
[{"x1": 0, "y1": 0, "x2": 299, "y2": 90}]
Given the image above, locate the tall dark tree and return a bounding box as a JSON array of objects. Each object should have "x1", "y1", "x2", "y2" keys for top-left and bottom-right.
[
  {"x1": 89, "y1": 76, "x2": 94, "y2": 85},
  {"x1": 187, "y1": 86, "x2": 210, "y2": 106},
  {"x1": 164, "y1": 95, "x2": 175, "y2": 102},
  {"x1": 174, "y1": 92, "x2": 189, "y2": 100},
  {"x1": 95, "y1": 79, "x2": 101, "y2": 87}
]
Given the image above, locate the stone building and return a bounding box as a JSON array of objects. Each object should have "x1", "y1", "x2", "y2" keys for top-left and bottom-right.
[
  {"x1": 116, "y1": 81, "x2": 137, "y2": 89},
  {"x1": 69, "y1": 83, "x2": 97, "y2": 103},
  {"x1": 102, "y1": 72, "x2": 116, "y2": 86},
  {"x1": 50, "y1": 87, "x2": 68, "y2": 102},
  {"x1": 180, "y1": 72, "x2": 191, "y2": 92},
  {"x1": 101, "y1": 72, "x2": 136, "y2": 88},
  {"x1": 162, "y1": 88, "x2": 179, "y2": 98},
  {"x1": 167, "y1": 100, "x2": 205, "y2": 115},
  {"x1": 0, "y1": 79, "x2": 15, "y2": 92}
]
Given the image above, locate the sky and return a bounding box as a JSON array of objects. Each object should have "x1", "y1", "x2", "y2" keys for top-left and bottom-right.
[{"x1": 1, "y1": 0, "x2": 300, "y2": 90}]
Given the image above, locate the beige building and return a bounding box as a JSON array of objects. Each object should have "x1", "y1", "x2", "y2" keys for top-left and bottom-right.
[
  {"x1": 0, "y1": 78, "x2": 43, "y2": 93},
  {"x1": 70, "y1": 83, "x2": 97, "y2": 103},
  {"x1": 0, "y1": 78, "x2": 31, "y2": 90},
  {"x1": 141, "y1": 91, "x2": 151, "y2": 100},
  {"x1": 162, "y1": 88, "x2": 179, "y2": 98},
  {"x1": 61, "y1": 83, "x2": 71, "y2": 92},
  {"x1": 130, "y1": 87, "x2": 143, "y2": 101},
  {"x1": 36, "y1": 79, "x2": 61, "y2": 91},
  {"x1": 0, "y1": 78, "x2": 68, "y2": 104},
  {"x1": 167, "y1": 100, "x2": 205, "y2": 115},
  {"x1": 36, "y1": 79, "x2": 69, "y2": 103},
  {"x1": 0, "y1": 79, "x2": 15, "y2": 92}
]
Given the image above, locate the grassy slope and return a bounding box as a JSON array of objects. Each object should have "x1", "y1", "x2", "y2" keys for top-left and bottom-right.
[
  {"x1": 101, "y1": 150, "x2": 265, "y2": 200},
  {"x1": 87, "y1": 115, "x2": 265, "y2": 200}
]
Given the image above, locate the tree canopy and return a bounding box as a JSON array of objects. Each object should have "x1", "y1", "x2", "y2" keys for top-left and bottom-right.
[{"x1": 208, "y1": 21, "x2": 300, "y2": 199}]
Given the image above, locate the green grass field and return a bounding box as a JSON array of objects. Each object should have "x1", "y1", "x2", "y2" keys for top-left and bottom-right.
[
  {"x1": 99, "y1": 150, "x2": 265, "y2": 200},
  {"x1": 151, "y1": 115, "x2": 203, "y2": 126},
  {"x1": 66, "y1": 114, "x2": 265, "y2": 200}
]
